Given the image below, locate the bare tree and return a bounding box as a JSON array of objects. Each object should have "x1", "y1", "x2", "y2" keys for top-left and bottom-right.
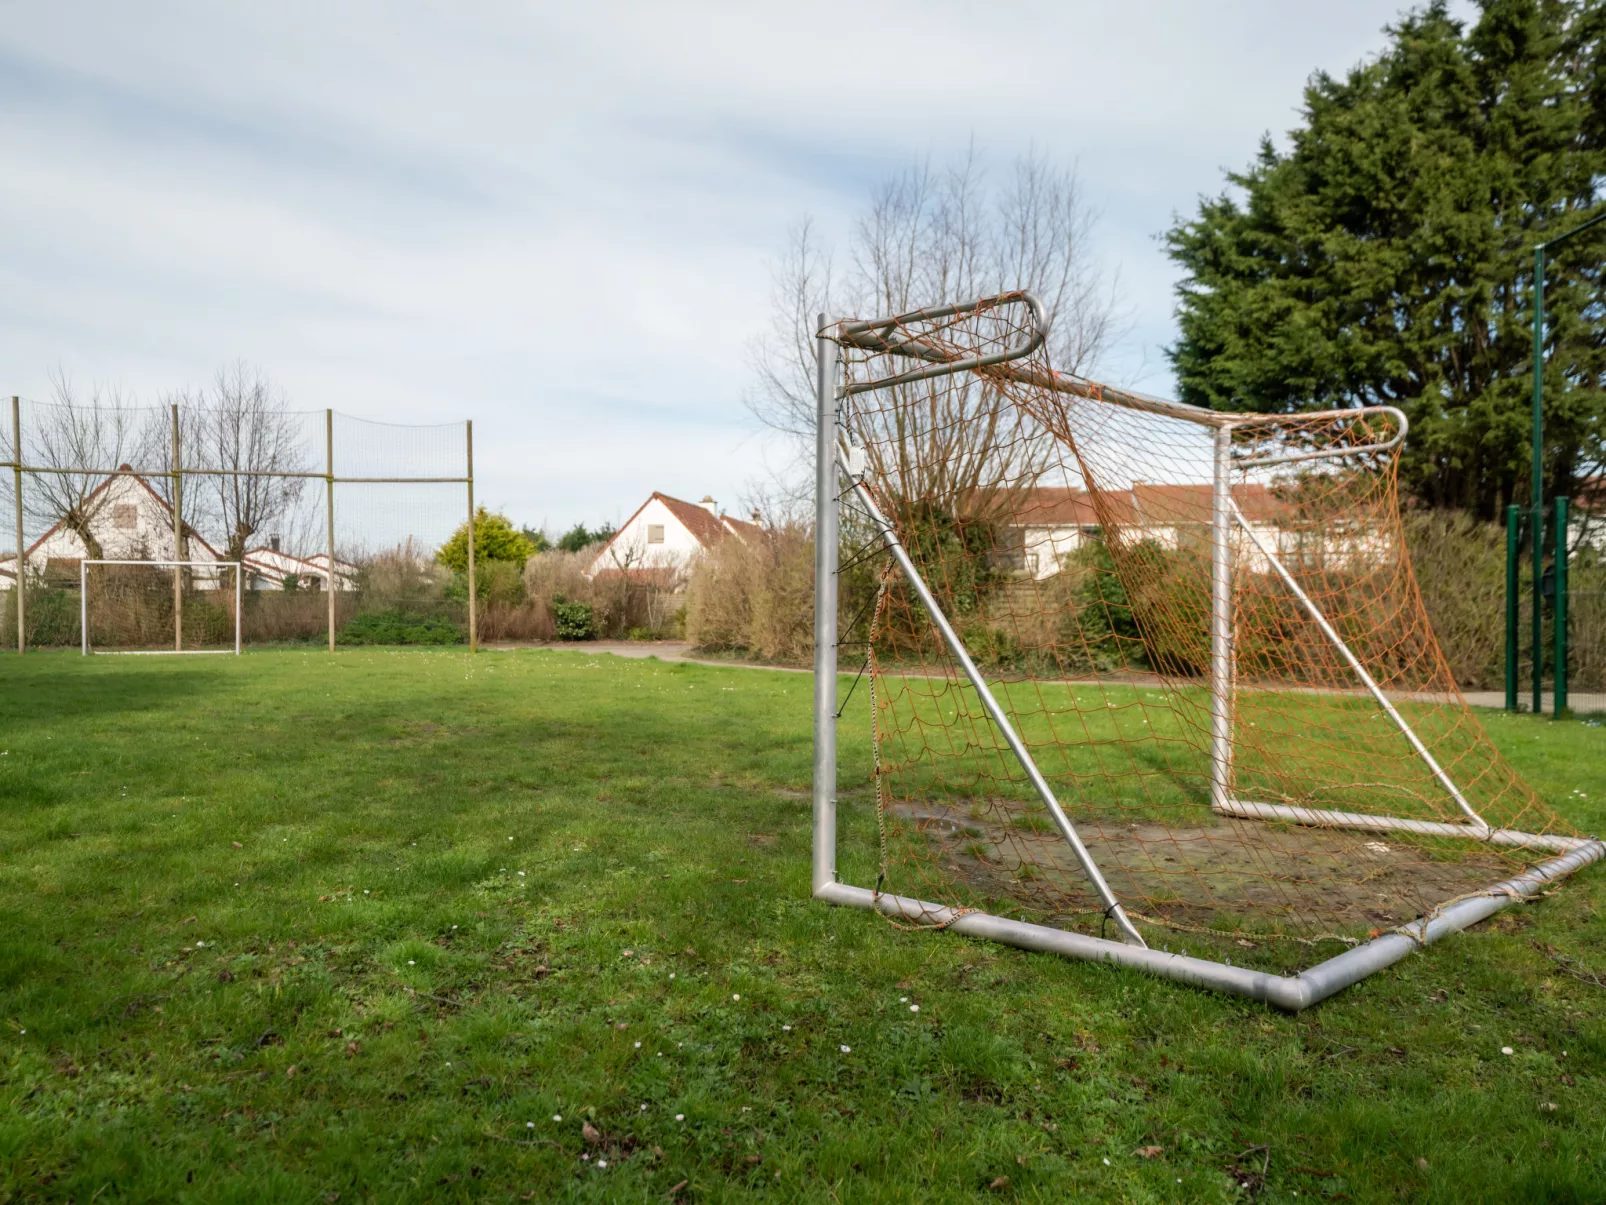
[
  {"x1": 747, "y1": 147, "x2": 1120, "y2": 481},
  {"x1": 23, "y1": 372, "x2": 147, "y2": 561},
  {"x1": 181, "y1": 363, "x2": 312, "y2": 564}
]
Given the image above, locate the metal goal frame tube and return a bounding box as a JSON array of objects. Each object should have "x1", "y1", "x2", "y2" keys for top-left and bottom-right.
[
  {"x1": 12, "y1": 396, "x2": 23, "y2": 654},
  {"x1": 1209, "y1": 426, "x2": 1234, "y2": 814},
  {"x1": 841, "y1": 462, "x2": 1147, "y2": 947},
  {"x1": 836, "y1": 291, "x2": 1048, "y2": 397},
  {"x1": 812, "y1": 313, "x2": 841, "y2": 896},
  {"x1": 1227, "y1": 499, "x2": 1487, "y2": 831},
  {"x1": 818, "y1": 834, "x2": 1605, "y2": 1009},
  {"x1": 1214, "y1": 798, "x2": 1587, "y2": 853}
]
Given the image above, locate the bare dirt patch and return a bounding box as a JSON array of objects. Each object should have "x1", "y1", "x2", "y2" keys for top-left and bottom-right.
[{"x1": 886, "y1": 799, "x2": 1516, "y2": 935}]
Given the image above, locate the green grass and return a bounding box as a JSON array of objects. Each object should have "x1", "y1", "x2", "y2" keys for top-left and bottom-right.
[{"x1": 0, "y1": 648, "x2": 1603, "y2": 1203}]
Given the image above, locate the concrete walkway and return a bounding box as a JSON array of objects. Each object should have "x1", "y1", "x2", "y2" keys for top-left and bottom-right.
[
  {"x1": 482, "y1": 640, "x2": 1579, "y2": 709},
  {"x1": 481, "y1": 640, "x2": 813, "y2": 673}
]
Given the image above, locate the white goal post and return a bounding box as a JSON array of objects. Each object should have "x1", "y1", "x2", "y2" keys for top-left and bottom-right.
[
  {"x1": 810, "y1": 290, "x2": 1605, "y2": 1010},
  {"x1": 79, "y1": 559, "x2": 243, "y2": 656}
]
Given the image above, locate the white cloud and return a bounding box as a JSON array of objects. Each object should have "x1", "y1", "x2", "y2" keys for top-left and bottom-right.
[{"x1": 0, "y1": 0, "x2": 1471, "y2": 533}]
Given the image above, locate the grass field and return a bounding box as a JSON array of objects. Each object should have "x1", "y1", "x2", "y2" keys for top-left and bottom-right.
[{"x1": 1, "y1": 649, "x2": 1604, "y2": 1203}]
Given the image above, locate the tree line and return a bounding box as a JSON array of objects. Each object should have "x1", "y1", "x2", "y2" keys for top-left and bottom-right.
[{"x1": 1166, "y1": 0, "x2": 1606, "y2": 519}]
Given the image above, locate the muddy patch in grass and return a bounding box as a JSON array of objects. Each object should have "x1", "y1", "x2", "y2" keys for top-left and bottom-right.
[{"x1": 882, "y1": 799, "x2": 1522, "y2": 938}]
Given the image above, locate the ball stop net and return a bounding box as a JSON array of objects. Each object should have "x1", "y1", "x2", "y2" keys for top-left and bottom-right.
[{"x1": 810, "y1": 290, "x2": 1603, "y2": 1009}]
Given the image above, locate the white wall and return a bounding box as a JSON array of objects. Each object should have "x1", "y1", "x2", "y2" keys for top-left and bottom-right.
[
  {"x1": 590, "y1": 496, "x2": 707, "y2": 577},
  {"x1": 1, "y1": 475, "x2": 223, "y2": 589}
]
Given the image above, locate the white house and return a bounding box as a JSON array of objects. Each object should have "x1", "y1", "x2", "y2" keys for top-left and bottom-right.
[
  {"x1": 587, "y1": 492, "x2": 761, "y2": 582},
  {"x1": 0, "y1": 468, "x2": 354, "y2": 591},
  {"x1": 996, "y1": 482, "x2": 1381, "y2": 579},
  {"x1": 239, "y1": 544, "x2": 357, "y2": 592}
]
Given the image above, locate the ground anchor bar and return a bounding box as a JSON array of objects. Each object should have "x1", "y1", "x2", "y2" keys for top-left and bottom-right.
[
  {"x1": 1217, "y1": 799, "x2": 1588, "y2": 854},
  {"x1": 817, "y1": 834, "x2": 1605, "y2": 1010}
]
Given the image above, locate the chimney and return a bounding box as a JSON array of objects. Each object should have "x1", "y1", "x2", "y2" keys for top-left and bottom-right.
[
  {"x1": 700, "y1": 495, "x2": 718, "y2": 516},
  {"x1": 270, "y1": 534, "x2": 281, "y2": 552},
  {"x1": 750, "y1": 508, "x2": 761, "y2": 523}
]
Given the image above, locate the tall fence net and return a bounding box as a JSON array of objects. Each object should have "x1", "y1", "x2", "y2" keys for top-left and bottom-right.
[
  {"x1": 836, "y1": 298, "x2": 1582, "y2": 946},
  {"x1": 1, "y1": 398, "x2": 472, "y2": 653}
]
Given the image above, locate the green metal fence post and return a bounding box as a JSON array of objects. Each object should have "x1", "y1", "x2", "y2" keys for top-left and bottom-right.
[
  {"x1": 1526, "y1": 210, "x2": 1606, "y2": 716},
  {"x1": 1506, "y1": 504, "x2": 1520, "y2": 711},
  {"x1": 1555, "y1": 496, "x2": 1569, "y2": 717},
  {"x1": 1532, "y1": 246, "x2": 1546, "y2": 717}
]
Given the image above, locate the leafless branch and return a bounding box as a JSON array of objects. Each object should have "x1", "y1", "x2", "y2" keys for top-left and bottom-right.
[{"x1": 23, "y1": 372, "x2": 149, "y2": 561}]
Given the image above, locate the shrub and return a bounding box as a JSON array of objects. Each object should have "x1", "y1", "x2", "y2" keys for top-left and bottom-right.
[
  {"x1": 685, "y1": 523, "x2": 814, "y2": 663},
  {"x1": 551, "y1": 594, "x2": 598, "y2": 641},
  {"x1": 476, "y1": 559, "x2": 526, "y2": 607},
  {"x1": 337, "y1": 608, "x2": 463, "y2": 646}
]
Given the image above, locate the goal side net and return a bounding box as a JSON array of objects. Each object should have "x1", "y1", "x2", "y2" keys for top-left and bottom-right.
[
  {"x1": 80, "y1": 560, "x2": 242, "y2": 655},
  {"x1": 810, "y1": 291, "x2": 1603, "y2": 1010}
]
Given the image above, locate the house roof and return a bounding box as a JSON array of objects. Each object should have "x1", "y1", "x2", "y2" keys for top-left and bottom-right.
[
  {"x1": 590, "y1": 491, "x2": 756, "y2": 571},
  {"x1": 653, "y1": 493, "x2": 733, "y2": 549},
  {"x1": 21, "y1": 467, "x2": 223, "y2": 562},
  {"x1": 720, "y1": 513, "x2": 763, "y2": 541},
  {"x1": 242, "y1": 547, "x2": 357, "y2": 576},
  {"x1": 1003, "y1": 483, "x2": 1285, "y2": 529}
]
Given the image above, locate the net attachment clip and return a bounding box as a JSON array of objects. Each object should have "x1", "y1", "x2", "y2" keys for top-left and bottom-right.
[{"x1": 838, "y1": 438, "x2": 868, "y2": 481}]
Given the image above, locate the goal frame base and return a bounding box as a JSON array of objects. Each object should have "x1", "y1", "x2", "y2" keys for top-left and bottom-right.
[{"x1": 816, "y1": 836, "x2": 1605, "y2": 1011}]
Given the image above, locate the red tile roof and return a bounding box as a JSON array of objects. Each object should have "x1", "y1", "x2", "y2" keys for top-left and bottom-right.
[
  {"x1": 653, "y1": 493, "x2": 732, "y2": 549},
  {"x1": 993, "y1": 483, "x2": 1284, "y2": 528}
]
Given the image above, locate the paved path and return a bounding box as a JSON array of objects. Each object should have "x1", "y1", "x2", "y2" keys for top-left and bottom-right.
[
  {"x1": 482, "y1": 640, "x2": 813, "y2": 673},
  {"x1": 482, "y1": 640, "x2": 1556, "y2": 708}
]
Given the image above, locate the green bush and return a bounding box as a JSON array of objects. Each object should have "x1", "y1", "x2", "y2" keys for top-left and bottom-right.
[
  {"x1": 337, "y1": 609, "x2": 464, "y2": 646},
  {"x1": 8, "y1": 588, "x2": 80, "y2": 647},
  {"x1": 476, "y1": 559, "x2": 525, "y2": 607},
  {"x1": 437, "y1": 508, "x2": 538, "y2": 574},
  {"x1": 551, "y1": 594, "x2": 598, "y2": 641}
]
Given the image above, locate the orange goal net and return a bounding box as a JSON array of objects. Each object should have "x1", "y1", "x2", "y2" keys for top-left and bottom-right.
[{"x1": 810, "y1": 290, "x2": 1602, "y2": 1006}]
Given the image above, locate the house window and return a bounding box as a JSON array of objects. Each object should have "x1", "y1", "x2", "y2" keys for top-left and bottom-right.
[
  {"x1": 113, "y1": 504, "x2": 138, "y2": 531},
  {"x1": 647, "y1": 524, "x2": 665, "y2": 545}
]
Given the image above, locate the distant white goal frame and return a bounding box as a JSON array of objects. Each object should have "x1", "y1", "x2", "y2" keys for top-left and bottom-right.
[
  {"x1": 810, "y1": 289, "x2": 1605, "y2": 1010},
  {"x1": 79, "y1": 559, "x2": 243, "y2": 656}
]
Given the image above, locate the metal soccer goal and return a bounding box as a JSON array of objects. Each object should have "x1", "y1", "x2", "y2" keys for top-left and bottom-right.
[
  {"x1": 810, "y1": 290, "x2": 1604, "y2": 1010},
  {"x1": 80, "y1": 559, "x2": 242, "y2": 656}
]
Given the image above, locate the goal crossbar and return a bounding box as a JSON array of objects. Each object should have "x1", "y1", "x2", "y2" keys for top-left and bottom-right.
[
  {"x1": 80, "y1": 559, "x2": 243, "y2": 656},
  {"x1": 811, "y1": 289, "x2": 1605, "y2": 1009}
]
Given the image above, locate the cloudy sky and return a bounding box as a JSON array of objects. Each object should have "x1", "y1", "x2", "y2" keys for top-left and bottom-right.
[{"x1": 0, "y1": 0, "x2": 1471, "y2": 537}]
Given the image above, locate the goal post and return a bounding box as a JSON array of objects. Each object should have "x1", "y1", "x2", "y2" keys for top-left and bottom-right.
[
  {"x1": 811, "y1": 290, "x2": 1605, "y2": 1010},
  {"x1": 80, "y1": 560, "x2": 242, "y2": 656}
]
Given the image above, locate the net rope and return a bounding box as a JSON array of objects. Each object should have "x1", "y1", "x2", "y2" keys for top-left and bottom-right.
[{"x1": 836, "y1": 297, "x2": 1580, "y2": 944}]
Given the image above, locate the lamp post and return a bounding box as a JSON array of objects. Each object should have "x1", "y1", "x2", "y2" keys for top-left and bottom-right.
[{"x1": 1528, "y1": 208, "x2": 1606, "y2": 715}]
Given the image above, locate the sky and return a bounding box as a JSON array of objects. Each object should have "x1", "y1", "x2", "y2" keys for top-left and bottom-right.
[{"x1": 0, "y1": 0, "x2": 1477, "y2": 538}]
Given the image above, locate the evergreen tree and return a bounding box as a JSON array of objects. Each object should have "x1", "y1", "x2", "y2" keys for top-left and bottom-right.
[
  {"x1": 1166, "y1": 0, "x2": 1606, "y2": 518},
  {"x1": 437, "y1": 507, "x2": 538, "y2": 572}
]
